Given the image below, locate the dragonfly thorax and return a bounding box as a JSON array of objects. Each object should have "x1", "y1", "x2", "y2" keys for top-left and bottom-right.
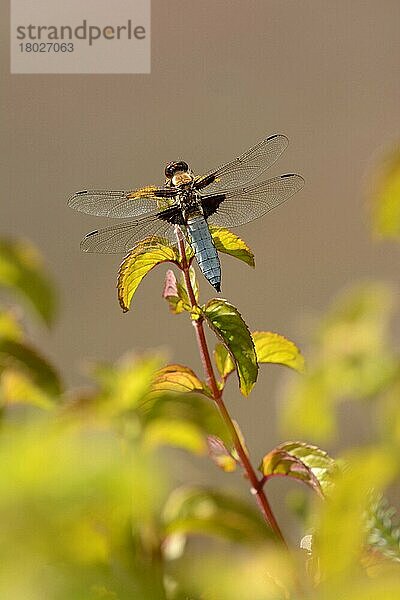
[
  {"x1": 172, "y1": 171, "x2": 193, "y2": 187},
  {"x1": 176, "y1": 187, "x2": 202, "y2": 218}
]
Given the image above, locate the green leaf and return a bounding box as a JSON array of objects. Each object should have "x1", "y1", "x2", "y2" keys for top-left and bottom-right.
[
  {"x1": 0, "y1": 338, "x2": 61, "y2": 397},
  {"x1": 318, "y1": 284, "x2": 398, "y2": 399},
  {"x1": 366, "y1": 494, "x2": 400, "y2": 562},
  {"x1": 152, "y1": 364, "x2": 207, "y2": 394},
  {"x1": 0, "y1": 418, "x2": 164, "y2": 598},
  {"x1": 138, "y1": 391, "x2": 229, "y2": 444},
  {"x1": 0, "y1": 239, "x2": 56, "y2": 326},
  {"x1": 214, "y1": 343, "x2": 235, "y2": 380},
  {"x1": 91, "y1": 355, "x2": 160, "y2": 417},
  {"x1": 321, "y1": 283, "x2": 394, "y2": 350},
  {"x1": 117, "y1": 238, "x2": 179, "y2": 312},
  {"x1": 162, "y1": 485, "x2": 273, "y2": 544},
  {"x1": 231, "y1": 419, "x2": 250, "y2": 460},
  {"x1": 177, "y1": 266, "x2": 199, "y2": 306},
  {"x1": 0, "y1": 369, "x2": 55, "y2": 410},
  {"x1": 281, "y1": 369, "x2": 336, "y2": 442},
  {"x1": 215, "y1": 332, "x2": 304, "y2": 386},
  {"x1": 336, "y1": 580, "x2": 400, "y2": 600},
  {"x1": 259, "y1": 441, "x2": 336, "y2": 497},
  {"x1": 280, "y1": 283, "x2": 398, "y2": 443},
  {"x1": 252, "y1": 331, "x2": 305, "y2": 373},
  {"x1": 203, "y1": 299, "x2": 258, "y2": 396},
  {"x1": 143, "y1": 419, "x2": 206, "y2": 454},
  {"x1": 207, "y1": 435, "x2": 237, "y2": 472},
  {"x1": 209, "y1": 227, "x2": 255, "y2": 267},
  {"x1": 372, "y1": 147, "x2": 400, "y2": 240},
  {"x1": 315, "y1": 448, "x2": 397, "y2": 581},
  {"x1": 0, "y1": 310, "x2": 24, "y2": 342}
]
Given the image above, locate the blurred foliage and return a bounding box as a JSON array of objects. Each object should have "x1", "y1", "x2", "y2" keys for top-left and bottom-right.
[
  {"x1": 0, "y1": 239, "x2": 277, "y2": 599},
  {"x1": 314, "y1": 448, "x2": 397, "y2": 585},
  {"x1": 162, "y1": 485, "x2": 272, "y2": 545},
  {"x1": 0, "y1": 238, "x2": 56, "y2": 325},
  {"x1": 281, "y1": 282, "x2": 400, "y2": 442},
  {"x1": 1, "y1": 229, "x2": 400, "y2": 599},
  {"x1": 372, "y1": 146, "x2": 400, "y2": 240},
  {"x1": 366, "y1": 494, "x2": 400, "y2": 563}
]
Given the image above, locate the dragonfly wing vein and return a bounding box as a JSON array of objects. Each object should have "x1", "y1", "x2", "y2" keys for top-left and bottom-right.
[
  {"x1": 80, "y1": 213, "x2": 179, "y2": 254},
  {"x1": 68, "y1": 188, "x2": 171, "y2": 218},
  {"x1": 195, "y1": 134, "x2": 289, "y2": 193},
  {"x1": 203, "y1": 173, "x2": 304, "y2": 228}
]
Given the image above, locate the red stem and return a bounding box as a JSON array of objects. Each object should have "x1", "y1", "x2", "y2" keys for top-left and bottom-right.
[{"x1": 176, "y1": 230, "x2": 287, "y2": 547}]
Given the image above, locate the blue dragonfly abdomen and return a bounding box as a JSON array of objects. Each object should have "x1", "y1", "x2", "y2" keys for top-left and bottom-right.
[{"x1": 186, "y1": 214, "x2": 221, "y2": 292}]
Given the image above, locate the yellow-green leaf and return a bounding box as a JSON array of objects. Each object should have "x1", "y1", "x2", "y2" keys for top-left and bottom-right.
[
  {"x1": 207, "y1": 435, "x2": 237, "y2": 472},
  {"x1": 152, "y1": 364, "x2": 207, "y2": 394},
  {"x1": 138, "y1": 391, "x2": 229, "y2": 444},
  {"x1": 210, "y1": 226, "x2": 255, "y2": 267},
  {"x1": 162, "y1": 485, "x2": 273, "y2": 543},
  {"x1": 0, "y1": 338, "x2": 61, "y2": 397},
  {"x1": 143, "y1": 419, "x2": 206, "y2": 455},
  {"x1": 252, "y1": 331, "x2": 305, "y2": 373},
  {"x1": 232, "y1": 419, "x2": 250, "y2": 459},
  {"x1": 316, "y1": 448, "x2": 397, "y2": 583},
  {"x1": 0, "y1": 239, "x2": 56, "y2": 326},
  {"x1": 281, "y1": 371, "x2": 334, "y2": 442},
  {"x1": 0, "y1": 310, "x2": 24, "y2": 342},
  {"x1": 214, "y1": 343, "x2": 235, "y2": 380},
  {"x1": 203, "y1": 299, "x2": 258, "y2": 396},
  {"x1": 177, "y1": 266, "x2": 199, "y2": 305},
  {"x1": 117, "y1": 238, "x2": 179, "y2": 312},
  {"x1": 259, "y1": 442, "x2": 336, "y2": 497},
  {"x1": 0, "y1": 369, "x2": 55, "y2": 410},
  {"x1": 91, "y1": 355, "x2": 160, "y2": 417},
  {"x1": 281, "y1": 283, "x2": 397, "y2": 443},
  {"x1": 367, "y1": 494, "x2": 400, "y2": 563},
  {"x1": 372, "y1": 148, "x2": 400, "y2": 240}
]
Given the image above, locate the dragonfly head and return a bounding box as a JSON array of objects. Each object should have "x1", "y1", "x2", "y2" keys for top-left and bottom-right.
[{"x1": 165, "y1": 161, "x2": 193, "y2": 187}]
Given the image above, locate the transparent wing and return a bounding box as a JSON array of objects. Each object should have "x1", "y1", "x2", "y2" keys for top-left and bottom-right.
[
  {"x1": 80, "y1": 212, "x2": 180, "y2": 254},
  {"x1": 195, "y1": 134, "x2": 289, "y2": 193},
  {"x1": 203, "y1": 174, "x2": 305, "y2": 228},
  {"x1": 68, "y1": 186, "x2": 174, "y2": 218}
]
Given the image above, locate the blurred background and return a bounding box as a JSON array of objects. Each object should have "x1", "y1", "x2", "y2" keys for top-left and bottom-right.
[{"x1": 1, "y1": 2, "x2": 400, "y2": 598}]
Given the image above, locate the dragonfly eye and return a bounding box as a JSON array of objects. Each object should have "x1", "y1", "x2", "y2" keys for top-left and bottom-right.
[
  {"x1": 177, "y1": 161, "x2": 189, "y2": 172},
  {"x1": 164, "y1": 163, "x2": 175, "y2": 178},
  {"x1": 165, "y1": 161, "x2": 189, "y2": 179}
]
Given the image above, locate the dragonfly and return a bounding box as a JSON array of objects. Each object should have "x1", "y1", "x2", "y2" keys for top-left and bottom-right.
[{"x1": 68, "y1": 134, "x2": 304, "y2": 292}]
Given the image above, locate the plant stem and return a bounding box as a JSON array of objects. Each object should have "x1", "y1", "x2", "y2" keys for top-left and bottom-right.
[{"x1": 176, "y1": 231, "x2": 287, "y2": 547}]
